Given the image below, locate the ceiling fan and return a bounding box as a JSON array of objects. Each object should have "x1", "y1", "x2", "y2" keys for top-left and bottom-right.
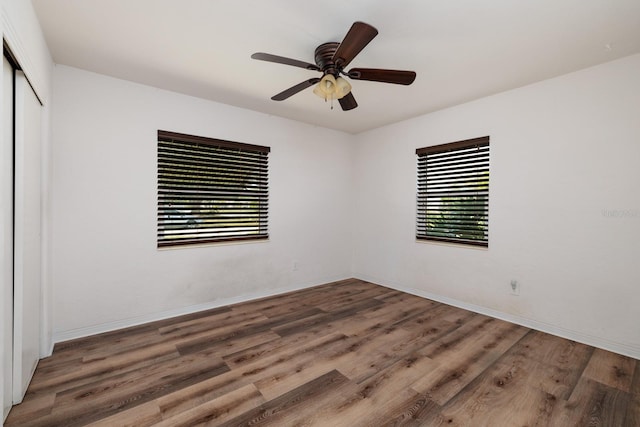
[{"x1": 251, "y1": 21, "x2": 416, "y2": 111}]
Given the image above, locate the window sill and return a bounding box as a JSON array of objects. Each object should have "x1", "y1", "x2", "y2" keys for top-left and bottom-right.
[
  {"x1": 157, "y1": 237, "x2": 269, "y2": 251},
  {"x1": 415, "y1": 238, "x2": 488, "y2": 251}
]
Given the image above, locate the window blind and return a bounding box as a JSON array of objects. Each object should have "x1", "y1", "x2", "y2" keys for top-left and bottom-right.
[
  {"x1": 416, "y1": 136, "x2": 489, "y2": 247},
  {"x1": 157, "y1": 130, "x2": 269, "y2": 247}
]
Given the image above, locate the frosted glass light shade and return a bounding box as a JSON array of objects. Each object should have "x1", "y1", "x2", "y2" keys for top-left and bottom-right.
[
  {"x1": 334, "y1": 77, "x2": 352, "y2": 99},
  {"x1": 319, "y1": 74, "x2": 337, "y2": 95},
  {"x1": 313, "y1": 84, "x2": 325, "y2": 98}
]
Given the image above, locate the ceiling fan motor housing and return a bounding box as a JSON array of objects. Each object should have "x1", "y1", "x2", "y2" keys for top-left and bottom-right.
[{"x1": 314, "y1": 42, "x2": 341, "y2": 76}]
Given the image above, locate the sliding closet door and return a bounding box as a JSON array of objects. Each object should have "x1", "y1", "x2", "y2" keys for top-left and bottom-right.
[
  {"x1": 2, "y1": 54, "x2": 15, "y2": 419},
  {"x1": 12, "y1": 70, "x2": 42, "y2": 404}
]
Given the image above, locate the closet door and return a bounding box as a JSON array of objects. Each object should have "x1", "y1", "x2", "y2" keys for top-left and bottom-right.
[
  {"x1": 12, "y1": 70, "x2": 42, "y2": 404},
  {"x1": 2, "y1": 54, "x2": 15, "y2": 419}
]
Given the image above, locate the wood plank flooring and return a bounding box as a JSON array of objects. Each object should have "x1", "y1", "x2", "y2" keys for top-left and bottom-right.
[{"x1": 6, "y1": 278, "x2": 639, "y2": 426}]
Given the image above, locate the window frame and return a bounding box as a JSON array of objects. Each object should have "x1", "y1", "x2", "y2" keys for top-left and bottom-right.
[
  {"x1": 416, "y1": 136, "x2": 490, "y2": 247},
  {"x1": 157, "y1": 130, "x2": 270, "y2": 248}
]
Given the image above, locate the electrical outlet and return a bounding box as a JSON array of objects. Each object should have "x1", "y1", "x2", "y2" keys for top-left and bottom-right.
[{"x1": 510, "y1": 280, "x2": 520, "y2": 296}]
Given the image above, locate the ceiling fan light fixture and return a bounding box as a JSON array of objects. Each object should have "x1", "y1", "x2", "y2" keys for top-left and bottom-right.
[{"x1": 313, "y1": 74, "x2": 351, "y2": 101}]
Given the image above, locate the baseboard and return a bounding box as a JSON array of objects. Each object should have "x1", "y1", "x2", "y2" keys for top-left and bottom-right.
[
  {"x1": 354, "y1": 274, "x2": 640, "y2": 360},
  {"x1": 52, "y1": 275, "x2": 350, "y2": 344}
]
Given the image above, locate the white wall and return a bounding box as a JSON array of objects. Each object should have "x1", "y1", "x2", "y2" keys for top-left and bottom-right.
[
  {"x1": 50, "y1": 49, "x2": 640, "y2": 359},
  {"x1": 51, "y1": 65, "x2": 354, "y2": 339},
  {"x1": 352, "y1": 53, "x2": 640, "y2": 358}
]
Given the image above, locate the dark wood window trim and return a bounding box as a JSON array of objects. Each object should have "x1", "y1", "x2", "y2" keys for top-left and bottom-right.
[
  {"x1": 416, "y1": 136, "x2": 490, "y2": 247},
  {"x1": 157, "y1": 130, "x2": 269, "y2": 248}
]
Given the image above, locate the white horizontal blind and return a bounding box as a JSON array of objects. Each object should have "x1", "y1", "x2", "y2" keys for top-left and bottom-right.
[
  {"x1": 157, "y1": 131, "x2": 269, "y2": 247},
  {"x1": 416, "y1": 136, "x2": 489, "y2": 247}
]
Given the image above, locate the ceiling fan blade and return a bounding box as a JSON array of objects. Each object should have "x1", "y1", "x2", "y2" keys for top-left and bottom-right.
[
  {"x1": 348, "y1": 68, "x2": 416, "y2": 85},
  {"x1": 339, "y1": 92, "x2": 358, "y2": 111},
  {"x1": 251, "y1": 52, "x2": 320, "y2": 71},
  {"x1": 332, "y1": 22, "x2": 378, "y2": 69},
  {"x1": 271, "y1": 78, "x2": 321, "y2": 101}
]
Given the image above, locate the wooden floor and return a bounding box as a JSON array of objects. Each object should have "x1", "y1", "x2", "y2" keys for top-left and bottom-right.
[{"x1": 6, "y1": 279, "x2": 639, "y2": 426}]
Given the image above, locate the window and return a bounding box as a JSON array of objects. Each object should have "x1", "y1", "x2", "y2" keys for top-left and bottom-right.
[
  {"x1": 157, "y1": 130, "x2": 269, "y2": 247},
  {"x1": 416, "y1": 136, "x2": 489, "y2": 247}
]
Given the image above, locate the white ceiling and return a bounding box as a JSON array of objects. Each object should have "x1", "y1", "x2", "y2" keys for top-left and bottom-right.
[{"x1": 32, "y1": 0, "x2": 640, "y2": 134}]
